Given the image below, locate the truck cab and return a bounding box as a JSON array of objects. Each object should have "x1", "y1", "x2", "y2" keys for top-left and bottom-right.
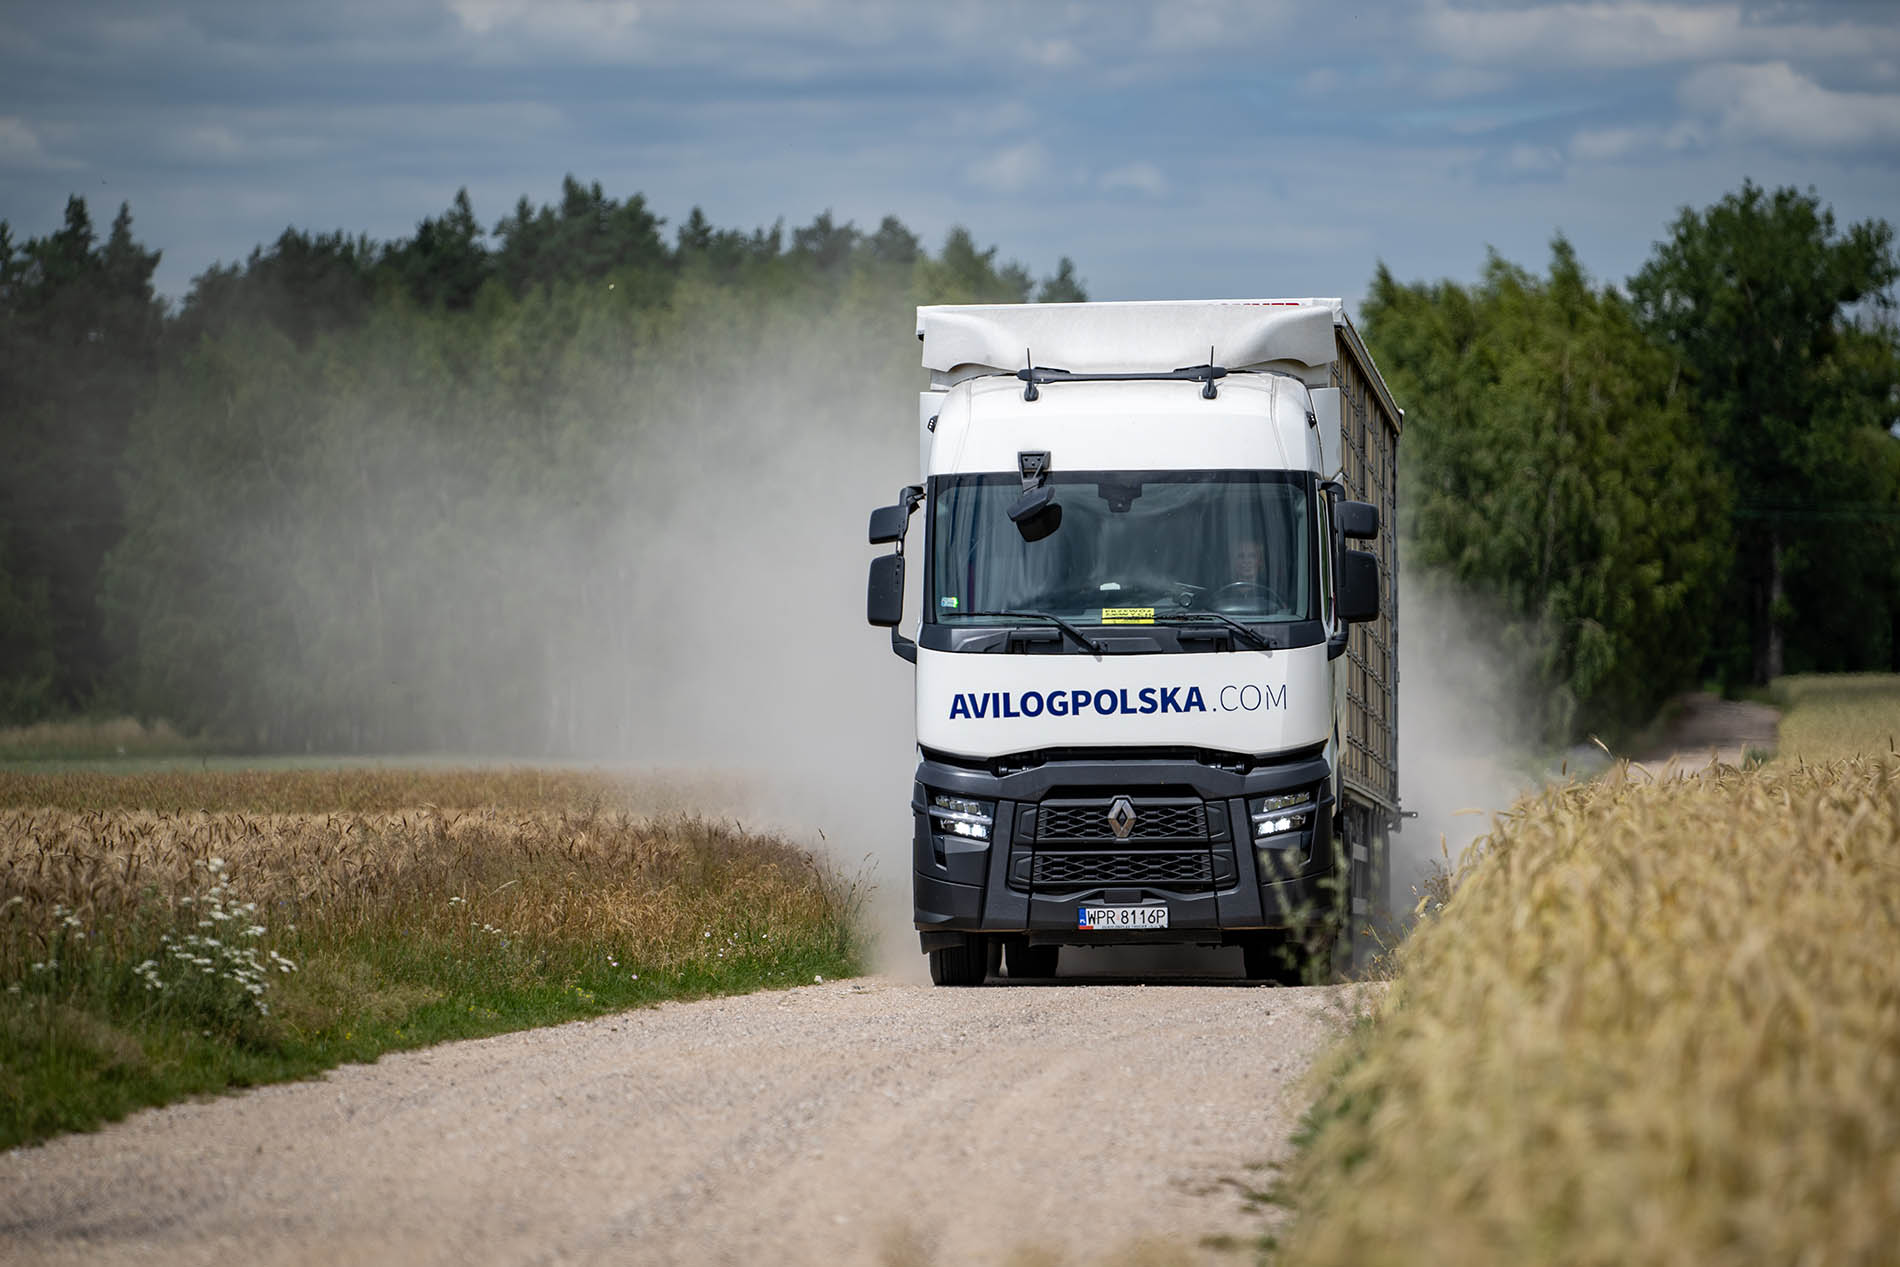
[{"x1": 866, "y1": 300, "x2": 1400, "y2": 985}]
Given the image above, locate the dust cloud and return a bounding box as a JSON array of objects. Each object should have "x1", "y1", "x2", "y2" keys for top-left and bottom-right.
[
  {"x1": 1392, "y1": 562, "x2": 1543, "y2": 912},
  {"x1": 274, "y1": 309, "x2": 1542, "y2": 978},
  {"x1": 538, "y1": 320, "x2": 929, "y2": 976}
]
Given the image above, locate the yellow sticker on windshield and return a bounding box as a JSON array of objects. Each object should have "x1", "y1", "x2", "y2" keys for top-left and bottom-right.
[{"x1": 1102, "y1": 607, "x2": 1155, "y2": 624}]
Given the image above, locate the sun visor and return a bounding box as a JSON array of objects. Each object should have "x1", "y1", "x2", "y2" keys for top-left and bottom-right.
[{"x1": 917, "y1": 299, "x2": 1342, "y2": 377}]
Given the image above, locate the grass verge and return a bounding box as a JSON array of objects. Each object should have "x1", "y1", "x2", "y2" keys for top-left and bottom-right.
[
  {"x1": 1270, "y1": 675, "x2": 1900, "y2": 1266},
  {"x1": 1, "y1": 774, "x2": 863, "y2": 1150}
]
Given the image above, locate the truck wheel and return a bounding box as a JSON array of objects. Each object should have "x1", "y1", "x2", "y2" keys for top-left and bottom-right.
[
  {"x1": 1004, "y1": 941, "x2": 1060, "y2": 980},
  {"x1": 928, "y1": 934, "x2": 996, "y2": 986},
  {"x1": 1326, "y1": 807, "x2": 1378, "y2": 981},
  {"x1": 1241, "y1": 934, "x2": 1299, "y2": 984}
]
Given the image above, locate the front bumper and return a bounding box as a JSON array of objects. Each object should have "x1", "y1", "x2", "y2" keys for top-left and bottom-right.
[{"x1": 912, "y1": 748, "x2": 1339, "y2": 947}]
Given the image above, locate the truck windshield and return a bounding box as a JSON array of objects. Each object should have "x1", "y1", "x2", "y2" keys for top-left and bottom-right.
[{"x1": 929, "y1": 470, "x2": 1314, "y2": 625}]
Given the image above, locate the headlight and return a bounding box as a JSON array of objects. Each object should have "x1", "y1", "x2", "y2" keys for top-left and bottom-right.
[
  {"x1": 1249, "y1": 790, "x2": 1314, "y2": 844},
  {"x1": 928, "y1": 794, "x2": 994, "y2": 841}
]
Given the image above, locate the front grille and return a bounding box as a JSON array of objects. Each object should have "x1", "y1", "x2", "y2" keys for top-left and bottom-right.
[
  {"x1": 1030, "y1": 850, "x2": 1215, "y2": 889},
  {"x1": 1035, "y1": 800, "x2": 1209, "y2": 843}
]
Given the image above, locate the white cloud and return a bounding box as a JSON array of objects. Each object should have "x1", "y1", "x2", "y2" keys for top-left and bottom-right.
[
  {"x1": 170, "y1": 123, "x2": 247, "y2": 162},
  {"x1": 1569, "y1": 119, "x2": 1703, "y2": 161},
  {"x1": 0, "y1": 116, "x2": 47, "y2": 165},
  {"x1": 1507, "y1": 142, "x2": 1563, "y2": 172},
  {"x1": 1424, "y1": 66, "x2": 1515, "y2": 100},
  {"x1": 138, "y1": 102, "x2": 569, "y2": 171},
  {"x1": 1680, "y1": 60, "x2": 1900, "y2": 149},
  {"x1": 1100, "y1": 161, "x2": 1167, "y2": 195},
  {"x1": 947, "y1": 101, "x2": 1033, "y2": 137},
  {"x1": 968, "y1": 141, "x2": 1050, "y2": 194},
  {"x1": 1022, "y1": 38, "x2": 1082, "y2": 69},
  {"x1": 449, "y1": 0, "x2": 641, "y2": 39},
  {"x1": 0, "y1": 116, "x2": 79, "y2": 171},
  {"x1": 1419, "y1": 2, "x2": 1900, "y2": 71},
  {"x1": 445, "y1": 0, "x2": 656, "y2": 60},
  {"x1": 1148, "y1": 0, "x2": 1291, "y2": 52}
]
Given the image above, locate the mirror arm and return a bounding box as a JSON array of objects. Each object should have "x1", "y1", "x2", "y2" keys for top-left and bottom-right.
[
  {"x1": 1327, "y1": 628, "x2": 1349, "y2": 660},
  {"x1": 891, "y1": 629, "x2": 917, "y2": 663},
  {"x1": 894, "y1": 484, "x2": 924, "y2": 557}
]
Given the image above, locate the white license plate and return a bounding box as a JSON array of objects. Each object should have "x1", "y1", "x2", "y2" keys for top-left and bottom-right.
[{"x1": 1077, "y1": 905, "x2": 1169, "y2": 930}]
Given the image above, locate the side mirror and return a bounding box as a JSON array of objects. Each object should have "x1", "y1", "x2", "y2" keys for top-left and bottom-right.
[
  {"x1": 1007, "y1": 485, "x2": 1063, "y2": 542},
  {"x1": 1337, "y1": 549, "x2": 1380, "y2": 624},
  {"x1": 868, "y1": 504, "x2": 909, "y2": 546},
  {"x1": 1338, "y1": 500, "x2": 1379, "y2": 541},
  {"x1": 867, "y1": 554, "x2": 904, "y2": 628}
]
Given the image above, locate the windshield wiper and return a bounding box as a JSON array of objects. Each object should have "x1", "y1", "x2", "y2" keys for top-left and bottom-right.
[
  {"x1": 963, "y1": 610, "x2": 1104, "y2": 656},
  {"x1": 1162, "y1": 611, "x2": 1274, "y2": 651}
]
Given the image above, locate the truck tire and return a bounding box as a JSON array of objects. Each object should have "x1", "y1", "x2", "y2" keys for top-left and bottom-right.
[
  {"x1": 1004, "y1": 940, "x2": 1060, "y2": 980},
  {"x1": 1328, "y1": 805, "x2": 1382, "y2": 980},
  {"x1": 928, "y1": 934, "x2": 996, "y2": 986},
  {"x1": 1241, "y1": 934, "x2": 1300, "y2": 984}
]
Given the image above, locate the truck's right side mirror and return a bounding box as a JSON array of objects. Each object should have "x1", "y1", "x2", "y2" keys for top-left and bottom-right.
[
  {"x1": 1337, "y1": 550, "x2": 1380, "y2": 624},
  {"x1": 868, "y1": 504, "x2": 910, "y2": 545},
  {"x1": 867, "y1": 554, "x2": 905, "y2": 628},
  {"x1": 1337, "y1": 500, "x2": 1379, "y2": 541}
]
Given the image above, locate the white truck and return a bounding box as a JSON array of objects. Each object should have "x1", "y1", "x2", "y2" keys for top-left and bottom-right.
[{"x1": 865, "y1": 299, "x2": 1401, "y2": 985}]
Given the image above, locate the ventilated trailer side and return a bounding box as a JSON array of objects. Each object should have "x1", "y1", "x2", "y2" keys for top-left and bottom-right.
[{"x1": 1328, "y1": 318, "x2": 1402, "y2": 913}]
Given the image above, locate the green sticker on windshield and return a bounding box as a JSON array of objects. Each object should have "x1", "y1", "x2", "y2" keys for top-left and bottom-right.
[
  {"x1": 939, "y1": 596, "x2": 959, "y2": 609},
  {"x1": 1102, "y1": 607, "x2": 1154, "y2": 624}
]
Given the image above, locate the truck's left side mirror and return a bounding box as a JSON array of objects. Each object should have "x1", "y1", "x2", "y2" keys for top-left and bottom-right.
[
  {"x1": 1338, "y1": 500, "x2": 1379, "y2": 541},
  {"x1": 867, "y1": 554, "x2": 905, "y2": 628},
  {"x1": 1337, "y1": 550, "x2": 1380, "y2": 624}
]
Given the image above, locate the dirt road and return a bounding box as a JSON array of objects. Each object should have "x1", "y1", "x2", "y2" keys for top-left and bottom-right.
[{"x1": 0, "y1": 973, "x2": 1356, "y2": 1266}]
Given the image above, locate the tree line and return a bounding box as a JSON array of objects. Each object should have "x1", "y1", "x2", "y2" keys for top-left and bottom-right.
[{"x1": 0, "y1": 176, "x2": 1894, "y2": 751}]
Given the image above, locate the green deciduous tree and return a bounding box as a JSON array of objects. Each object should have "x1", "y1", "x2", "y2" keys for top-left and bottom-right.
[
  {"x1": 1367, "y1": 240, "x2": 1731, "y2": 740},
  {"x1": 1630, "y1": 182, "x2": 1900, "y2": 684}
]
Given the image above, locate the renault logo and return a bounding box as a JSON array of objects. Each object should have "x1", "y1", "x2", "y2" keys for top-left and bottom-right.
[{"x1": 1106, "y1": 796, "x2": 1138, "y2": 840}]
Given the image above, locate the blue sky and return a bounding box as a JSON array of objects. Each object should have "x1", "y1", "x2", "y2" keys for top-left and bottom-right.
[{"x1": 2, "y1": 0, "x2": 1897, "y2": 310}]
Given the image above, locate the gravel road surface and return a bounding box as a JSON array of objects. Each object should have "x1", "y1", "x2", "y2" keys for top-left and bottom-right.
[{"x1": 0, "y1": 973, "x2": 1357, "y2": 1266}]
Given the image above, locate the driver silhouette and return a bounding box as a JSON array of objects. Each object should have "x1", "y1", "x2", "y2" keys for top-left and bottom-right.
[{"x1": 1230, "y1": 540, "x2": 1265, "y2": 586}]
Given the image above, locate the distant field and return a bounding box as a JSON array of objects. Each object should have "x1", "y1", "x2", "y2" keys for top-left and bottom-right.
[
  {"x1": 1276, "y1": 674, "x2": 1900, "y2": 1266},
  {"x1": 1773, "y1": 672, "x2": 1900, "y2": 763},
  {"x1": 0, "y1": 717, "x2": 207, "y2": 763},
  {"x1": 0, "y1": 768, "x2": 862, "y2": 1150},
  {"x1": 0, "y1": 765, "x2": 741, "y2": 815}
]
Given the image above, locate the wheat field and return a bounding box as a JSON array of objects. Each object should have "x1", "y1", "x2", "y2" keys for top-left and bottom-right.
[
  {"x1": 1277, "y1": 680, "x2": 1900, "y2": 1267},
  {"x1": 0, "y1": 768, "x2": 861, "y2": 1147}
]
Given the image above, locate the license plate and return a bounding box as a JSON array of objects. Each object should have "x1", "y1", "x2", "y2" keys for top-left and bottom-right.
[{"x1": 1077, "y1": 904, "x2": 1169, "y2": 930}]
